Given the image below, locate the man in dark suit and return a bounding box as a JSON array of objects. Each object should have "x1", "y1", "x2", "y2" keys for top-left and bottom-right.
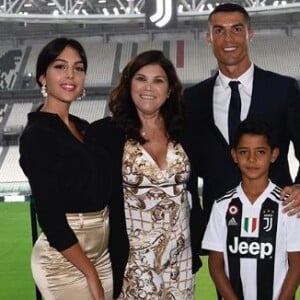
[{"x1": 184, "y1": 3, "x2": 300, "y2": 226}]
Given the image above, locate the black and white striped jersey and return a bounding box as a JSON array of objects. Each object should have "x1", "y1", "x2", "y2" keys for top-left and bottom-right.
[{"x1": 202, "y1": 181, "x2": 300, "y2": 300}]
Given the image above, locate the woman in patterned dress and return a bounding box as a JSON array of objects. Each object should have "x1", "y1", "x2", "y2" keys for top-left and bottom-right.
[{"x1": 86, "y1": 50, "x2": 204, "y2": 299}]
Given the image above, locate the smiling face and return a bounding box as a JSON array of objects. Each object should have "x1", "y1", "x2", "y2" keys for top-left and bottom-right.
[
  {"x1": 39, "y1": 45, "x2": 85, "y2": 105},
  {"x1": 231, "y1": 134, "x2": 279, "y2": 181},
  {"x1": 206, "y1": 11, "x2": 254, "y2": 77},
  {"x1": 130, "y1": 63, "x2": 170, "y2": 118}
]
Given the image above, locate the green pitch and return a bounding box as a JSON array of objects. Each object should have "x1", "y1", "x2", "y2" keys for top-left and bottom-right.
[{"x1": 0, "y1": 202, "x2": 298, "y2": 299}]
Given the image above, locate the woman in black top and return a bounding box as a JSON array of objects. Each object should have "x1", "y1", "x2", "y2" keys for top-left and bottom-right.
[{"x1": 19, "y1": 38, "x2": 112, "y2": 300}]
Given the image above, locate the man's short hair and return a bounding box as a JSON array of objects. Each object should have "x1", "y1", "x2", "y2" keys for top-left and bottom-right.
[{"x1": 208, "y1": 3, "x2": 251, "y2": 27}]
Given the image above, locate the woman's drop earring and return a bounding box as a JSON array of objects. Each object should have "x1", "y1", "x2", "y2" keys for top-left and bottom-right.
[
  {"x1": 79, "y1": 88, "x2": 86, "y2": 100},
  {"x1": 81, "y1": 88, "x2": 86, "y2": 99},
  {"x1": 41, "y1": 84, "x2": 47, "y2": 98}
]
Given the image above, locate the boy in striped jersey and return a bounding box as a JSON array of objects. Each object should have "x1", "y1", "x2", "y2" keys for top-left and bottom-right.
[{"x1": 202, "y1": 119, "x2": 300, "y2": 300}]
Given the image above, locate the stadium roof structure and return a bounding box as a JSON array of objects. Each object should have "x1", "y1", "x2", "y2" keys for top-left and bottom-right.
[{"x1": 1, "y1": 0, "x2": 300, "y2": 41}]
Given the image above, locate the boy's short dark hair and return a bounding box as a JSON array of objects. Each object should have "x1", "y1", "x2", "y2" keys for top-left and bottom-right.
[
  {"x1": 232, "y1": 119, "x2": 278, "y2": 149},
  {"x1": 208, "y1": 3, "x2": 251, "y2": 27}
]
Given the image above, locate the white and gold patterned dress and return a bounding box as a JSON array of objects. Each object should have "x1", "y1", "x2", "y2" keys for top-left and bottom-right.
[{"x1": 118, "y1": 140, "x2": 194, "y2": 300}]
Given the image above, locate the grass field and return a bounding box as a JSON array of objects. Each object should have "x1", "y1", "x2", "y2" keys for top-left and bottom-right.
[{"x1": 0, "y1": 202, "x2": 298, "y2": 299}]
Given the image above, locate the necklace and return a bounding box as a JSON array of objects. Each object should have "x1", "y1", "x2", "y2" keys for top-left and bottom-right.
[{"x1": 141, "y1": 116, "x2": 164, "y2": 139}]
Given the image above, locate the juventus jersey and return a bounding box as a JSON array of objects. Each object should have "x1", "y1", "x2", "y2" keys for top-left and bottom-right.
[{"x1": 202, "y1": 181, "x2": 300, "y2": 300}]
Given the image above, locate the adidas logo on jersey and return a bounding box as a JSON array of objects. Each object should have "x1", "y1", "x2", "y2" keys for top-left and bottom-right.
[
  {"x1": 228, "y1": 217, "x2": 238, "y2": 226},
  {"x1": 228, "y1": 237, "x2": 273, "y2": 259}
]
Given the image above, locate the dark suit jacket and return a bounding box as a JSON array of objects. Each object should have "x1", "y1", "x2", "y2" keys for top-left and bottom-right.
[
  {"x1": 85, "y1": 117, "x2": 204, "y2": 299},
  {"x1": 184, "y1": 65, "x2": 300, "y2": 223}
]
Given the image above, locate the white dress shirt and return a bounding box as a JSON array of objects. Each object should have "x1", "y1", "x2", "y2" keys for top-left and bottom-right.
[{"x1": 213, "y1": 63, "x2": 254, "y2": 143}]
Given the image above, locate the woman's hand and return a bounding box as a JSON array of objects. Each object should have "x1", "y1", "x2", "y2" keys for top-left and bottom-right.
[
  {"x1": 60, "y1": 243, "x2": 106, "y2": 299},
  {"x1": 86, "y1": 272, "x2": 105, "y2": 300}
]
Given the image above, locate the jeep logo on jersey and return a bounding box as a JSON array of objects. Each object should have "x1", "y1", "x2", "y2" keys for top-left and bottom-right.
[
  {"x1": 145, "y1": 0, "x2": 177, "y2": 29},
  {"x1": 228, "y1": 237, "x2": 273, "y2": 259}
]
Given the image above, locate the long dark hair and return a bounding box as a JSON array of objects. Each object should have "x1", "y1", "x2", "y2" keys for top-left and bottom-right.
[{"x1": 109, "y1": 50, "x2": 184, "y2": 144}]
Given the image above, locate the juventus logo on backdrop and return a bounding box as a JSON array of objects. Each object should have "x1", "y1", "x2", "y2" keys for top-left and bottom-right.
[
  {"x1": 150, "y1": 0, "x2": 172, "y2": 28},
  {"x1": 145, "y1": 0, "x2": 177, "y2": 29}
]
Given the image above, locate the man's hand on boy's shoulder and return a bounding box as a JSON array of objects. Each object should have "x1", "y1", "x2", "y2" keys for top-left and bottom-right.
[{"x1": 281, "y1": 184, "x2": 300, "y2": 217}]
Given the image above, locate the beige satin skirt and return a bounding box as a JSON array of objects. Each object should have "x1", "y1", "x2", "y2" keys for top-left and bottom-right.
[{"x1": 31, "y1": 207, "x2": 113, "y2": 300}]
